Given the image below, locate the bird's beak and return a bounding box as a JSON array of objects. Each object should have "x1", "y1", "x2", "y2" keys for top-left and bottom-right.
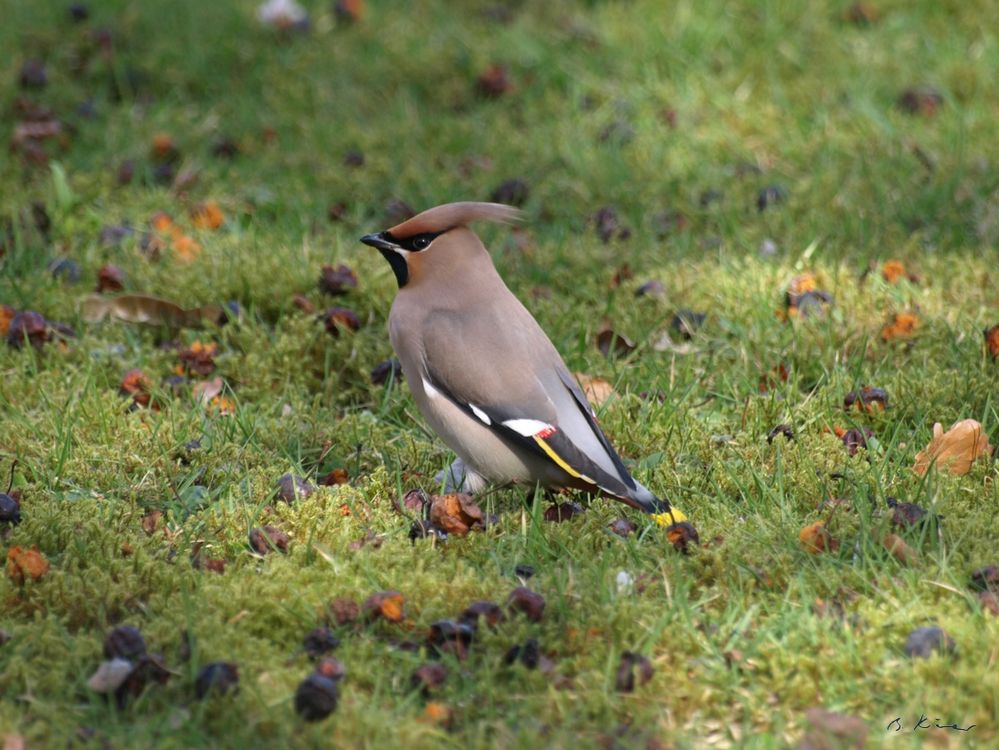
[{"x1": 360, "y1": 232, "x2": 396, "y2": 251}]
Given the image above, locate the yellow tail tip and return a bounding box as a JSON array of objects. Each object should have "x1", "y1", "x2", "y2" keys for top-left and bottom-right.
[{"x1": 652, "y1": 507, "x2": 687, "y2": 526}]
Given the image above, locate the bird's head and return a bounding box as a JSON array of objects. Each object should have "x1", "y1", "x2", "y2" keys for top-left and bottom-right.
[{"x1": 361, "y1": 201, "x2": 521, "y2": 288}]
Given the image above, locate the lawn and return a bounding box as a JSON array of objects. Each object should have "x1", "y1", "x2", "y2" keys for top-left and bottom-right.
[{"x1": 1, "y1": 0, "x2": 997, "y2": 747}]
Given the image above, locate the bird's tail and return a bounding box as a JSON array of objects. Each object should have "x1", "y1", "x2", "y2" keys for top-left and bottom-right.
[{"x1": 628, "y1": 481, "x2": 687, "y2": 524}]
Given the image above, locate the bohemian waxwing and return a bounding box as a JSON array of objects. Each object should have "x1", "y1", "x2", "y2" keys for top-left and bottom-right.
[{"x1": 361, "y1": 202, "x2": 684, "y2": 521}]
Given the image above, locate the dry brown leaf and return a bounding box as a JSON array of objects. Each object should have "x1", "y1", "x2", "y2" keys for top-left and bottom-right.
[
  {"x1": 881, "y1": 533, "x2": 919, "y2": 565},
  {"x1": 574, "y1": 373, "x2": 614, "y2": 408},
  {"x1": 191, "y1": 201, "x2": 224, "y2": 230},
  {"x1": 880, "y1": 312, "x2": 919, "y2": 341},
  {"x1": 0, "y1": 304, "x2": 15, "y2": 336},
  {"x1": 799, "y1": 521, "x2": 839, "y2": 554},
  {"x1": 363, "y1": 591, "x2": 405, "y2": 622},
  {"x1": 81, "y1": 294, "x2": 222, "y2": 327},
  {"x1": 985, "y1": 324, "x2": 999, "y2": 359},
  {"x1": 913, "y1": 419, "x2": 994, "y2": 476},
  {"x1": 595, "y1": 326, "x2": 636, "y2": 357},
  {"x1": 7, "y1": 545, "x2": 50, "y2": 582},
  {"x1": 881, "y1": 259, "x2": 906, "y2": 283},
  {"x1": 171, "y1": 233, "x2": 202, "y2": 262},
  {"x1": 423, "y1": 702, "x2": 453, "y2": 726},
  {"x1": 192, "y1": 377, "x2": 224, "y2": 403},
  {"x1": 178, "y1": 340, "x2": 218, "y2": 376},
  {"x1": 429, "y1": 493, "x2": 484, "y2": 537}
]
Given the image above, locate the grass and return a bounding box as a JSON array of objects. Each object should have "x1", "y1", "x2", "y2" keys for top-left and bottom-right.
[{"x1": 1, "y1": 0, "x2": 998, "y2": 747}]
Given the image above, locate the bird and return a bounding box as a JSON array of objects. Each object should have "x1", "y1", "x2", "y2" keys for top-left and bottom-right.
[{"x1": 361, "y1": 201, "x2": 684, "y2": 522}]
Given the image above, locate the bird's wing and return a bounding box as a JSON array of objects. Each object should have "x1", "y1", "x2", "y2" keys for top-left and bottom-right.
[{"x1": 419, "y1": 308, "x2": 639, "y2": 499}]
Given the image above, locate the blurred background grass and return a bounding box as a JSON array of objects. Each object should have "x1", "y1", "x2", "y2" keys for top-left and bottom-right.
[{"x1": 1, "y1": 1, "x2": 997, "y2": 748}]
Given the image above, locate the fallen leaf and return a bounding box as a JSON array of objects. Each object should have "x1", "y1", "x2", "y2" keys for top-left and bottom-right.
[
  {"x1": 275, "y1": 473, "x2": 314, "y2": 503},
  {"x1": 6, "y1": 311, "x2": 49, "y2": 348},
  {"x1": 476, "y1": 63, "x2": 511, "y2": 98},
  {"x1": 985, "y1": 324, "x2": 999, "y2": 359},
  {"x1": 491, "y1": 178, "x2": 529, "y2": 207},
  {"x1": 7, "y1": 545, "x2": 50, "y2": 582},
  {"x1": 318, "y1": 264, "x2": 358, "y2": 296},
  {"x1": 897, "y1": 86, "x2": 943, "y2": 116},
  {"x1": 507, "y1": 587, "x2": 545, "y2": 621},
  {"x1": 363, "y1": 591, "x2": 405, "y2": 622},
  {"x1": 96, "y1": 264, "x2": 125, "y2": 293},
  {"x1": 595, "y1": 326, "x2": 636, "y2": 357},
  {"x1": 302, "y1": 627, "x2": 339, "y2": 659},
  {"x1": 0, "y1": 304, "x2": 15, "y2": 336},
  {"x1": 192, "y1": 377, "x2": 224, "y2": 403},
  {"x1": 141, "y1": 510, "x2": 162, "y2": 535},
  {"x1": 120, "y1": 368, "x2": 154, "y2": 407},
  {"x1": 333, "y1": 0, "x2": 365, "y2": 22},
  {"x1": 411, "y1": 663, "x2": 447, "y2": 695},
  {"x1": 461, "y1": 601, "x2": 504, "y2": 628},
  {"x1": 784, "y1": 274, "x2": 832, "y2": 319},
  {"x1": 326, "y1": 597, "x2": 360, "y2": 626},
  {"x1": 969, "y1": 565, "x2": 999, "y2": 593},
  {"x1": 194, "y1": 662, "x2": 239, "y2": 699},
  {"x1": 880, "y1": 259, "x2": 908, "y2": 283},
  {"x1": 665, "y1": 521, "x2": 700, "y2": 554},
  {"x1": 615, "y1": 651, "x2": 654, "y2": 692},
  {"x1": 671, "y1": 309, "x2": 705, "y2": 339},
  {"x1": 758, "y1": 363, "x2": 789, "y2": 393},
  {"x1": 841, "y1": 427, "x2": 873, "y2": 456},
  {"x1": 80, "y1": 294, "x2": 222, "y2": 327},
  {"x1": 799, "y1": 521, "x2": 839, "y2": 554},
  {"x1": 429, "y1": 493, "x2": 484, "y2": 537},
  {"x1": 880, "y1": 312, "x2": 919, "y2": 341},
  {"x1": 178, "y1": 340, "x2": 218, "y2": 376},
  {"x1": 592, "y1": 206, "x2": 630, "y2": 243},
  {"x1": 886, "y1": 497, "x2": 932, "y2": 528},
  {"x1": 844, "y1": 2, "x2": 879, "y2": 25},
  {"x1": 320, "y1": 307, "x2": 361, "y2": 336},
  {"x1": 913, "y1": 419, "x2": 993, "y2": 476},
  {"x1": 423, "y1": 702, "x2": 453, "y2": 727},
  {"x1": 249, "y1": 525, "x2": 289, "y2": 554},
  {"x1": 191, "y1": 201, "x2": 224, "y2": 230},
  {"x1": 979, "y1": 591, "x2": 999, "y2": 617},
  {"x1": 609, "y1": 263, "x2": 633, "y2": 288},
  {"x1": 881, "y1": 533, "x2": 918, "y2": 565},
  {"x1": 843, "y1": 386, "x2": 888, "y2": 412},
  {"x1": 574, "y1": 373, "x2": 614, "y2": 408},
  {"x1": 767, "y1": 424, "x2": 794, "y2": 444},
  {"x1": 151, "y1": 133, "x2": 179, "y2": 163},
  {"x1": 171, "y1": 233, "x2": 202, "y2": 262},
  {"x1": 370, "y1": 358, "x2": 402, "y2": 385},
  {"x1": 426, "y1": 619, "x2": 475, "y2": 660},
  {"x1": 318, "y1": 468, "x2": 349, "y2": 486}
]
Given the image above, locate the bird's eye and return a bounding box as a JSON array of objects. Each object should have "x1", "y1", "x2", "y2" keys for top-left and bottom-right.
[{"x1": 412, "y1": 236, "x2": 431, "y2": 250}]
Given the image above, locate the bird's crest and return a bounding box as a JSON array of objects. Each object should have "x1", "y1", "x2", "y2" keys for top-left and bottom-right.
[{"x1": 387, "y1": 202, "x2": 522, "y2": 238}]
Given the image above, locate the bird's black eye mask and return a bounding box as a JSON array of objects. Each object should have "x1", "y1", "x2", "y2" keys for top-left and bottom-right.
[
  {"x1": 383, "y1": 230, "x2": 447, "y2": 252},
  {"x1": 361, "y1": 229, "x2": 449, "y2": 288}
]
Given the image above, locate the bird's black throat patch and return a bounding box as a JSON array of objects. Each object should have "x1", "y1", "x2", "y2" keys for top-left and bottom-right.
[{"x1": 378, "y1": 247, "x2": 409, "y2": 288}]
